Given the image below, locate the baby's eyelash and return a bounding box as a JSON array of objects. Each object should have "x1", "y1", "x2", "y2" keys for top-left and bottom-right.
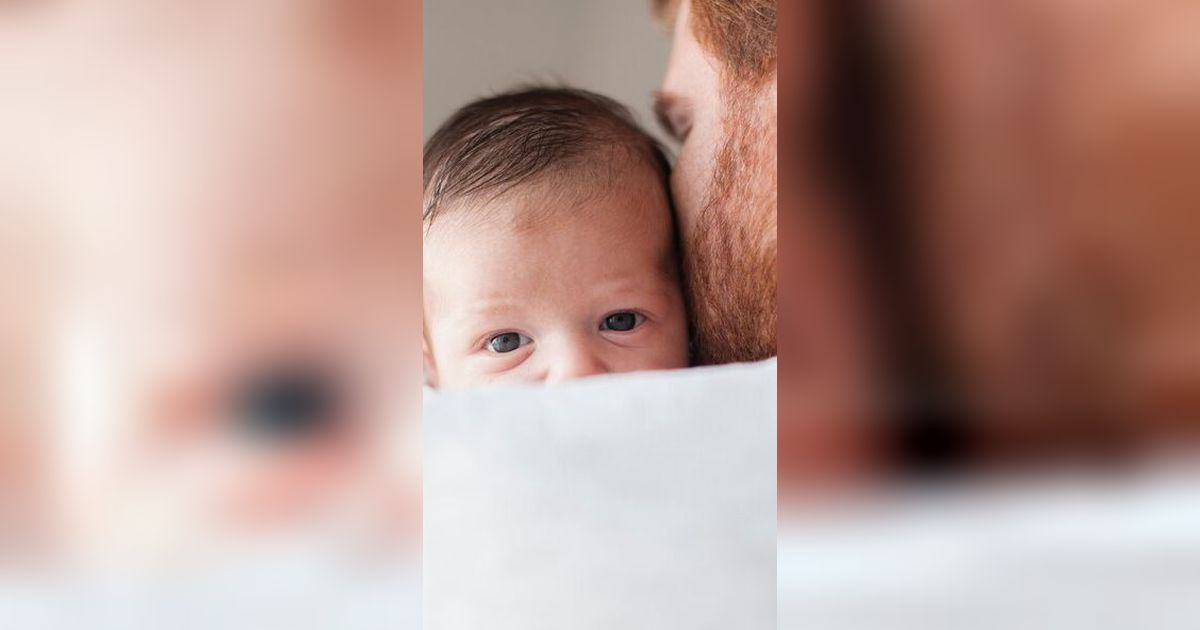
[
  {"x1": 599, "y1": 310, "x2": 648, "y2": 332},
  {"x1": 475, "y1": 329, "x2": 534, "y2": 354}
]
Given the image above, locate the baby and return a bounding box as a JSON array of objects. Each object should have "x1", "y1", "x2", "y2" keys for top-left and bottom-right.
[{"x1": 423, "y1": 87, "x2": 689, "y2": 389}]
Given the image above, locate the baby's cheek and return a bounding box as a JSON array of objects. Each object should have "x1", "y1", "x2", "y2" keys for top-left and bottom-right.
[
  {"x1": 436, "y1": 352, "x2": 520, "y2": 390},
  {"x1": 657, "y1": 321, "x2": 693, "y2": 370},
  {"x1": 657, "y1": 294, "x2": 693, "y2": 370},
  {"x1": 617, "y1": 325, "x2": 690, "y2": 373}
]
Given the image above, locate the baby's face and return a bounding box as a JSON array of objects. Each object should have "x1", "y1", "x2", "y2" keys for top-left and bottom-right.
[{"x1": 424, "y1": 165, "x2": 689, "y2": 389}]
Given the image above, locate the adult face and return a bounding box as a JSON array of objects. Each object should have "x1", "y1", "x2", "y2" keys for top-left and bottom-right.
[
  {"x1": 656, "y1": 0, "x2": 777, "y2": 365},
  {"x1": 657, "y1": 0, "x2": 883, "y2": 487}
]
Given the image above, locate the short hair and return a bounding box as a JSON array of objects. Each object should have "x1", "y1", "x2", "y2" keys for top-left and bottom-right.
[
  {"x1": 423, "y1": 87, "x2": 670, "y2": 226},
  {"x1": 651, "y1": 0, "x2": 777, "y2": 85}
]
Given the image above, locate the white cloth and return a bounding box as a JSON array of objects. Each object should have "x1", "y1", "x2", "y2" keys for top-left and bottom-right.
[
  {"x1": 423, "y1": 360, "x2": 778, "y2": 630},
  {"x1": 779, "y1": 462, "x2": 1200, "y2": 630}
]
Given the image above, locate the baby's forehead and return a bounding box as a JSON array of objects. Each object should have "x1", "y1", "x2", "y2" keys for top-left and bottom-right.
[
  {"x1": 424, "y1": 163, "x2": 677, "y2": 284},
  {"x1": 428, "y1": 148, "x2": 672, "y2": 236}
]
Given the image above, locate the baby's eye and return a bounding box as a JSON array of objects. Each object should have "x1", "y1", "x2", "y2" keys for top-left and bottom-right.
[
  {"x1": 600, "y1": 312, "x2": 645, "y2": 332},
  {"x1": 487, "y1": 332, "x2": 531, "y2": 354},
  {"x1": 235, "y1": 365, "x2": 340, "y2": 446}
]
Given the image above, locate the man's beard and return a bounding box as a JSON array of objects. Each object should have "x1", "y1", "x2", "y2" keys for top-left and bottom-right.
[{"x1": 683, "y1": 90, "x2": 777, "y2": 365}]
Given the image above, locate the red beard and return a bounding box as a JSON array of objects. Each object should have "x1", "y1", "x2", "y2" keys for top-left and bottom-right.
[{"x1": 682, "y1": 90, "x2": 777, "y2": 365}]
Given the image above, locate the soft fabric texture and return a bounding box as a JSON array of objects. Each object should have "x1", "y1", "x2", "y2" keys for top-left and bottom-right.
[{"x1": 423, "y1": 359, "x2": 777, "y2": 630}]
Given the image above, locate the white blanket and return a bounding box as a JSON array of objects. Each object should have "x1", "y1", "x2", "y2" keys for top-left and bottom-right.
[{"x1": 423, "y1": 360, "x2": 778, "y2": 630}]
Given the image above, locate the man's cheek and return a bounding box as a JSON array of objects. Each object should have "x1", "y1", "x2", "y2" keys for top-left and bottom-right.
[{"x1": 671, "y1": 142, "x2": 712, "y2": 237}]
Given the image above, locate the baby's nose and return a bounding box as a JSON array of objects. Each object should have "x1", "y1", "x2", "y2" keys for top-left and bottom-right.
[{"x1": 545, "y1": 342, "x2": 610, "y2": 384}]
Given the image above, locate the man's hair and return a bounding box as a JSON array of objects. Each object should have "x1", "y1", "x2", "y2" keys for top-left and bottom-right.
[
  {"x1": 652, "y1": 0, "x2": 777, "y2": 85},
  {"x1": 423, "y1": 87, "x2": 670, "y2": 225}
]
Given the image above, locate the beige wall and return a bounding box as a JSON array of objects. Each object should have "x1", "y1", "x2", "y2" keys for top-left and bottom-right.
[{"x1": 423, "y1": 0, "x2": 672, "y2": 146}]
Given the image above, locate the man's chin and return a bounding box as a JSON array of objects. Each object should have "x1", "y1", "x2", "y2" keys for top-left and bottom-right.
[{"x1": 686, "y1": 210, "x2": 777, "y2": 365}]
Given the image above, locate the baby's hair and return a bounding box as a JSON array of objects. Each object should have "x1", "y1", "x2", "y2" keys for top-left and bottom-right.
[{"x1": 423, "y1": 86, "x2": 671, "y2": 226}]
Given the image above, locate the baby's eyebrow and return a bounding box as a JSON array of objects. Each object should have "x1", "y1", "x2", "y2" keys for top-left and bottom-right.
[
  {"x1": 455, "y1": 297, "x2": 524, "y2": 322},
  {"x1": 444, "y1": 301, "x2": 522, "y2": 346},
  {"x1": 595, "y1": 274, "x2": 679, "y2": 304}
]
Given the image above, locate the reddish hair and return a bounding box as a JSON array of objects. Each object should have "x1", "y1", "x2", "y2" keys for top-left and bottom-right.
[{"x1": 652, "y1": 0, "x2": 777, "y2": 84}]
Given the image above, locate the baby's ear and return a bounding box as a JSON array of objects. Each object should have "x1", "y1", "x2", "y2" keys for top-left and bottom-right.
[{"x1": 423, "y1": 336, "x2": 438, "y2": 389}]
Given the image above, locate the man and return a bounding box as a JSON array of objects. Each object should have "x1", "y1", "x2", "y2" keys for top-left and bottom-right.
[
  {"x1": 653, "y1": 0, "x2": 778, "y2": 366},
  {"x1": 654, "y1": 1, "x2": 880, "y2": 484}
]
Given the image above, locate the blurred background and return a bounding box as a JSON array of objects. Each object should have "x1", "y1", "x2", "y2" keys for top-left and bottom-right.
[
  {"x1": 778, "y1": 0, "x2": 1200, "y2": 627},
  {"x1": 778, "y1": 0, "x2": 1200, "y2": 485},
  {"x1": 423, "y1": 0, "x2": 671, "y2": 145},
  {"x1": 1, "y1": 1, "x2": 422, "y2": 627}
]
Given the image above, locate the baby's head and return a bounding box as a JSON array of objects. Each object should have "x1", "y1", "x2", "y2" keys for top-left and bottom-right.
[{"x1": 423, "y1": 87, "x2": 689, "y2": 389}]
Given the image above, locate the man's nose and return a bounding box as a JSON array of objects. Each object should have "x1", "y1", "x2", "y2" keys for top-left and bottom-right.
[{"x1": 544, "y1": 341, "x2": 610, "y2": 384}]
